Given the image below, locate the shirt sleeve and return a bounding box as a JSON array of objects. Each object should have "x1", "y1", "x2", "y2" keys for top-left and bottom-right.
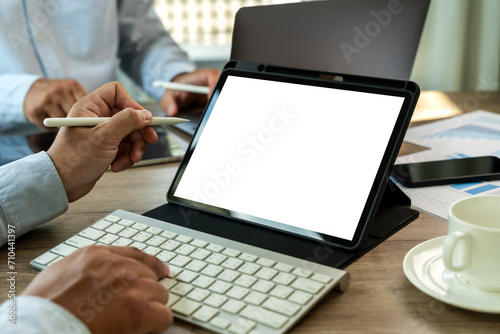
[
  {"x1": 0, "y1": 151, "x2": 68, "y2": 247},
  {"x1": 117, "y1": 0, "x2": 196, "y2": 100},
  {"x1": 0, "y1": 74, "x2": 41, "y2": 135},
  {"x1": 0, "y1": 296, "x2": 90, "y2": 334}
]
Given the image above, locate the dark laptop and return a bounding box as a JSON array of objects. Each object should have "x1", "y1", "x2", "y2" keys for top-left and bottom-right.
[{"x1": 174, "y1": 0, "x2": 429, "y2": 135}]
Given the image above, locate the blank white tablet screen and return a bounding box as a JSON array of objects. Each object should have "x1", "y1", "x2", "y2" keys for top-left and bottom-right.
[{"x1": 174, "y1": 75, "x2": 404, "y2": 241}]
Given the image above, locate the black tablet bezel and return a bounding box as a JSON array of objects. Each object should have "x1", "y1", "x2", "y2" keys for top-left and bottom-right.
[{"x1": 167, "y1": 63, "x2": 417, "y2": 249}]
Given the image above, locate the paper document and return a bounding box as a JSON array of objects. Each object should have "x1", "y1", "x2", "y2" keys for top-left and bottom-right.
[{"x1": 393, "y1": 110, "x2": 500, "y2": 219}]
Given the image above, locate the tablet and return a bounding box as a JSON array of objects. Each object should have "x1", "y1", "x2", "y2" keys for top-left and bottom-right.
[{"x1": 167, "y1": 62, "x2": 419, "y2": 249}]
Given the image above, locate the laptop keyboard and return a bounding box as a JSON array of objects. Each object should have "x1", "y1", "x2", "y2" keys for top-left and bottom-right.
[{"x1": 31, "y1": 210, "x2": 349, "y2": 334}]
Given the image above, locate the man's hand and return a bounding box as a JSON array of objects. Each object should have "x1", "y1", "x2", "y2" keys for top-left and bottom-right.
[
  {"x1": 47, "y1": 81, "x2": 158, "y2": 202},
  {"x1": 24, "y1": 78, "x2": 87, "y2": 127},
  {"x1": 160, "y1": 68, "x2": 220, "y2": 116},
  {"x1": 23, "y1": 245, "x2": 173, "y2": 334}
]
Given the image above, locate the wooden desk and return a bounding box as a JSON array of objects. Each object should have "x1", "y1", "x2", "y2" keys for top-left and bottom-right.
[{"x1": 2, "y1": 91, "x2": 500, "y2": 333}]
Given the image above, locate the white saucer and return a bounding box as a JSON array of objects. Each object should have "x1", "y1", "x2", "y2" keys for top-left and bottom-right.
[{"x1": 403, "y1": 236, "x2": 500, "y2": 313}]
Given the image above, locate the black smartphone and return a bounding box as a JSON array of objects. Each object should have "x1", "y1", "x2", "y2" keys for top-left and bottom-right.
[{"x1": 391, "y1": 156, "x2": 500, "y2": 187}]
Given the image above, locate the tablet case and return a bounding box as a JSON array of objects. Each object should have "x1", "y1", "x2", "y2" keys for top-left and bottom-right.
[{"x1": 145, "y1": 62, "x2": 419, "y2": 269}]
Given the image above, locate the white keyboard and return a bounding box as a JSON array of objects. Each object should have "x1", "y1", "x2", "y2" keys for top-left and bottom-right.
[{"x1": 31, "y1": 210, "x2": 350, "y2": 334}]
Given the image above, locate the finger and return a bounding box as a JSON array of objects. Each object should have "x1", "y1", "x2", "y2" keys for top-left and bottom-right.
[
  {"x1": 98, "y1": 108, "x2": 153, "y2": 145},
  {"x1": 70, "y1": 81, "x2": 87, "y2": 101},
  {"x1": 137, "y1": 278, "x2": 170, "y2": 305},
  {"x1": 110, "y1": 141, "x2": 134, "y2": 172},
  {"x1": 142, "y1": 301, "x2": 174, "y2": 334},
  {"x1": 160, "y1": 91, "x2": 178, "y2": 116},
  {"x1": 128, "y1": 129, "x2": 149, "y2": 163},
  {"x1": 106, "y1": 246, "x2": 169, "y2": 279}
]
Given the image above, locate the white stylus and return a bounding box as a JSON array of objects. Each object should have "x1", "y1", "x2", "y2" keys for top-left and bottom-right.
[
  {"x1": 43, "y1": 117, "x2": 189, "y2": 127},
  {"x1": 152, "y1": 81, "x2": 210, "y2": 94}
]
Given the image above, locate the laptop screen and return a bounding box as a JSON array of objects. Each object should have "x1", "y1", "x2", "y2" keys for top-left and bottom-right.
[{"x1": 168, "y1": 66, "x2": 414, "y2": 249}]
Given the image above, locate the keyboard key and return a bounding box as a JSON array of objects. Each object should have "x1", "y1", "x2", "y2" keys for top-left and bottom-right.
[
  {"x1": 192, "y1": 305, "x2": 218, "y2": 322},
  {"x1": 160, "y1": 230, "x2": 178, "y2": 239},
  {"x1": 234, "y1": 274, "x2": 257, "y2": 288},
  {"x1": 51, "y1": 244, "x2": 78, "y2": 257},
  {"x1": 92, "y1": 219, "x2": 112, "y2": 230},
  {"x1": 274, "y1": 263, "x2": 294, "y2": 273},
  {"x1": 131, "y1": 222, "x2": 148, "y2": 231},
  {"x1": 256, "y1": 257, "x2": 276, "y2": 267},
  {"x1": 185, "y1": 260, "x2": 207, "y2": 272},
  {"x1": 132, "y1": 231, "x2": 153, "y2": 243},
  {"x1": 209, "y1": 281, "x2": 232, "y2": 294},
  {"x1": 292, "y1": 268, "x2": 313, "y2": 278},
  {"x1": 190, "y1": 248, "x2": 211, "y2": 260},
  {"x1": 129, "y1": 241, "x2": 147, "y2": 250},
  {"x1": 118, "y1": 227, "x2": 139, "y2": 239},
  {"x1": 204, "y1": 294, "x2": 228, "y2": 308},
  {"x1": 239, "y1": 253, "x2": 258, "y2": 262},
  {"x1": 218, "y1": 269, "x2": 240, "y2": 283},
  {"x1": 143, "y1": 246, "x2": 161, "y2": 256},
  {"x1": 206, "y1": 243, "x2": 224, "y2": 253},
  {"x1": 238, "y1": 262, "x2": 261, "y2": 275},
  {"x1": 147, "y1": 236, "x2": 167, "y2": 247},
  {"x1": 161, "y1": 239, "x2": 181, "y2": 251},
  {"x1": 255, "y1": 267, "x2": 278, "y2": 280},
  {"x1": 159, "y1": 277, "x2": 177, "y2": 290},
  {"x1": 117, "y1": 218, "x2": 135, "y2": 227},
  {"x1": 104, "y1": 224, "x2": 125, "y2": 234},
  {"x1": 192, "y1": 275, "x2": 215, "y2": 289},
  {"x1": 170, "y1": 255, "x2": 191, "y2": 267},
  {"x1": 206, "y1": 253, "x2": 227, "y2": 265},
  {"x1": 221, "y1": 257, "x2": 244, "y2": 270},
  {"x1": 272, "y1": 272, "x2": 296, "y2": 286},
  {"x1": 166, "y1": 293, "x2": 180, "y2": 308},
  {"x1": 98, "y1": 234, "x2": 120, "y2": 245},
  {"x1": 171, "y1": 297, "x2": 201, "y2": 316},
  {"x1": 175, "y1": 244, "x2": 196, "y2": 256},
  {"x1": 243, "y1": 291, "x2": 267, "y2": 306},
  {"x1": 226, "y1": 286, "x2": 250, "y2": 300},
  {"x1": 65, "y1": 235, "x2": 96, "y2": 248},
  {"x1": 252, "y1": 280, "x2": 275, "y2": 294},
  {"x1": 104, "y1": 215, "x2": 121, "y2": 223},
  {"x1": 222, "y1": 248, "x2": 241, "y2": 257},
  {"x1": 201, "y1": 264, "x2": 223, "y2": 278},
  {"x1": 312, "y1": 273, "x2": 333, "y2": 284},
  {"x1": 210, "y1": 317, "x2": 230, "y2": 329},
  {"x1": 168, "y1": 265, "x2": 182, "y2": 278},
  {"x1": 288, "y1": 290, "x2": 313, "y2": 305},
  {"x1": 170, "y1": 282, "x2": 193, "y2": 296},
  {"x1": 187, "y1": 288, "x2": 210, "y2": 302},
  {"x1": 269, "y1": 285, "x2": 294, "y2": 299},
  {"x1": 291, "y1": 277, "x2": 324, "y2": 294},
  {"x1": 146, "y1": 226, "x2": 163, "y2": 235},
  {"x1": 157, "y1": 250, "x2": 176, "y2": 263},
  {"x1": 33, "y1": 252, "x2": 59, "y2": 265},
  {"x1": 221, "y1": 299, "x2": 246, "y2": 314},
  {"x1": 190, "y1": 239, "x2": 208, "y2": 248},
  {"x1": 112, "y1": 238, "x2": 133, "y2": 247},
  {"x1": 79, "y1": 227, "x2": 106, "y2": 240},
  {"x1": 175, "y1": 235, "x2": 193, "y2": 244},
  {"x1": 240, "y1": 305, "x2": 288, "y2": 329},
  {"x1": 228, "y1": 318, "x2": 256, "y2": 334},
  {"x1": 263, "y1": 297, "x2": 300, "y2": 317},
  {"x1": 177, "y1": 270, "x2": 198, "y2": 284}
]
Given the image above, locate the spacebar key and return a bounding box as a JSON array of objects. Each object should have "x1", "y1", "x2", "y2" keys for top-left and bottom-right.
[{"x1": 240, "y1": 305, "x2": 288, "y2": 329}]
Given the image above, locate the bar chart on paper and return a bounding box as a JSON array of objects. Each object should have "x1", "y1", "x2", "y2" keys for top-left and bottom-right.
[{"x1": 392, "y1": 110, "x2": 500, "y2": 219}]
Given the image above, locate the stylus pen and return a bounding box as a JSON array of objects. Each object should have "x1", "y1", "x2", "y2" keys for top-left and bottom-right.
[
  {"x1": 152, "y1": 81, "x2": 210, "y2": 95},
  {"x1": 43, "y1": 117, "x2": 189, "y2": 127}
]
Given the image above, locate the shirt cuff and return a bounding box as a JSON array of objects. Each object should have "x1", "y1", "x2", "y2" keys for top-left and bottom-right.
[
  {"x1": 0, "y1": 295, "x2": 90, "y2": 334},
  {"x1": 0, "y1": 151, "x2": 68, "y2": 246}
]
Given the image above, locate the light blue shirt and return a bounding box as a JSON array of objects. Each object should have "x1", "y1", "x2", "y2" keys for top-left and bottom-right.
[
  {"x1": 0, "y1": 0, "x2": 195, "y2": 133},
  {"x1": 0, "y1": 296, "x2": 90, "y2": 334},
  {"x1": 0, "y1": 151, "x2": 68, "y2": 247}
]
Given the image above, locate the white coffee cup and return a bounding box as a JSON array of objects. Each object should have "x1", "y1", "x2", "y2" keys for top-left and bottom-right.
[{"x1": 443, "y1": 196, "x2": 500, "y2": 292}]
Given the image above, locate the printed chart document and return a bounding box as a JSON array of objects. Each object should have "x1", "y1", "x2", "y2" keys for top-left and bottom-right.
[{"x1": 393, "y1": 110, "x2": 500, "y2": 219}]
